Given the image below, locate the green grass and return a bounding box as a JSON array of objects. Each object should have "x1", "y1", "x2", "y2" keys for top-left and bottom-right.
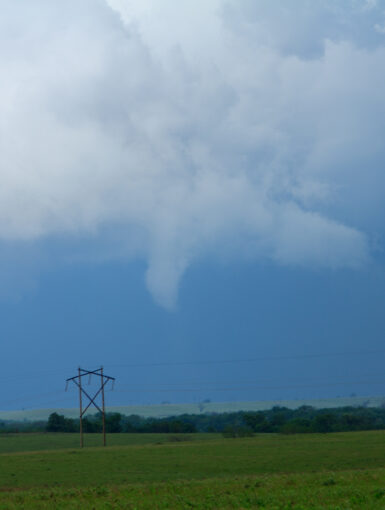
[
  {"x1": 1, "y1": 431, "x2": 385, "y2": 508},
  {"x1": 0, "y1": 432, "x2": 217, "y2": 454},
  {"x1": 1, "y1": 471, "x2": 385, "y2": 509}
]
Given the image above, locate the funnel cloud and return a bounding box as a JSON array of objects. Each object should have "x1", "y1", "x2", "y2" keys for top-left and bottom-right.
[{"x1": 1, "y1": 0, "x2": 384, "y2": 307}]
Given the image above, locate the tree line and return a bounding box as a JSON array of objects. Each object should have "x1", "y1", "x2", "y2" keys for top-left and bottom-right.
[{"x1": 2, "y1": 404, "x2": 385, "y2": 435}]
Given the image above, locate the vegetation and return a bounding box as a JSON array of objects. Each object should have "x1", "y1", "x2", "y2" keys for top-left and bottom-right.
[
  {"x1": 3, "y1": 405, "x2": 385, "y2": 506},
  {"x1": 1, "y1": 396, "x2": 383, "y2": 422},
  {"x1": 1, "y1": 431, "x2": 385, "y2": 507},
  {"x1": 0, "y1": 432, "x2": 217, "y2": 454},
  {"x1": 3, "y1": 404, "x2": 385, "y2": 435},
  {"x1": 2, "y1": 470, "x2": 385, "y2": 509}
]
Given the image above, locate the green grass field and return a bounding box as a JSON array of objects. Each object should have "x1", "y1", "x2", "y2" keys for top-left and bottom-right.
[
  {"x1": 0, "y1": 432, "x2": 217, "y2": 454},
  {"x1": 1, "y1": 431, "x2": 385, "y2": 508}
]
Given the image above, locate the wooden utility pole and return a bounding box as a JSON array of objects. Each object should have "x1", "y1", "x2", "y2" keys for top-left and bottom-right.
[
  {"x1": 78, "y1": 367, "x2": 83, "y2": 448},
  {"x1": 66, "y1": 367, "x2": 115, "y2": 448},
  {"x1": 101, "y1": 366, "x2": 106, "y2": 447}
]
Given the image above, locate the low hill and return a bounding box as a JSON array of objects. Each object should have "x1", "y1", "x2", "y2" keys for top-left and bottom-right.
[{"x1": 1, "y1": 395, "x2": 384, "y2": 422}]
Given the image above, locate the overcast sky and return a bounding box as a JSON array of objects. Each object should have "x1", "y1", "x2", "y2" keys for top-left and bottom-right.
[{"x1": 1, "y1": 0, "x2": 385, "y2": 409}]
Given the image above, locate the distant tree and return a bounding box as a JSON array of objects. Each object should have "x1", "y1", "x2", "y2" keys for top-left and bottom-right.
[
  {"x1": 82, "y1": 416, "x2": 101, "y2": 433},
  {"x1": 46, "y1": 413, "x2": 76, "y2": 432},
  {"x1": 243, "y1": 412, "x2": 270, "y2": 432},
  {"x1": 47, "y1": 412, "x2": 63, "y2": 432},
  {"x1": 296, "y1": 405, "x2": 315, "y2": 416},
  {"x1": 313, "y1": 413, "x2": 337, "y2": 433},
  {"x1": 270, "y1": 412, "x2": 287, "y2": 430},
  {"x1": 106, "y1": 413, "x2": 122, "y2": 433}
]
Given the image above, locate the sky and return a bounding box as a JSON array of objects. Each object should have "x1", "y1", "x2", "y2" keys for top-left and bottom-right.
[{"x1": 1, "y1": 0, "x2": 385, "y2": 410}]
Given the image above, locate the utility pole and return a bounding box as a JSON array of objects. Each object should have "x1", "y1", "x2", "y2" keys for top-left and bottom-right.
[
  {"x1": 101, "y1": 366, "x2": 106, "y2": 447},
  {"x1": 66, "y1": 367, "x2": 115, "y2": 448},
  {"x1": 78, "y1": 367, "x2": 83, "y2": 448}
]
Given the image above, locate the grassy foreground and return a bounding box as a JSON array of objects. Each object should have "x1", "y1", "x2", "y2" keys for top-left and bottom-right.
[
  {"x1": 1, "y1": 431, "x2": 385, "y2": 508},
  {"x1": 1, "y1": 470, "x2": 385, "y2": 509}
]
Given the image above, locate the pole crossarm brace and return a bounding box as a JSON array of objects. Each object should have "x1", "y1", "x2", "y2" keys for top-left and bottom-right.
[
  {"x1": 67, "y1": 367, "x2": 115, "y2": 383},
  {"x1": 66, "y1": 367, "x2": 115, "y2": 447}
]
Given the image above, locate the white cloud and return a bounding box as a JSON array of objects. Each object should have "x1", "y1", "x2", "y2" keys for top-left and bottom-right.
[
  {"x1": 375, "y1": 23, "x2": 385, "y2": 33},
  {"x1": 0, "y1": 0, "x2": 383, "y2": 307}
]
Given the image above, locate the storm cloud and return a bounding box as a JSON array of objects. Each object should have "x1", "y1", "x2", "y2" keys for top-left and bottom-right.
[{"x1": 1, "y1": 0, "x2": 384, "y2": 307}]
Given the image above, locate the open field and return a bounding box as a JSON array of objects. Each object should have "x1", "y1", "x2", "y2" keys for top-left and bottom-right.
[
  {"x1": 1, "y1": 395, "x2": 384, "y2": 421},
  {"x1": 1, "y1": 431, "x2": 385, "y2": 507},
  {"x1": 1, "y1": 470, "x2": 385, "y2": 509},
  {"x1": 0, "y1": 432, "x2": 218, "y2": 454}
]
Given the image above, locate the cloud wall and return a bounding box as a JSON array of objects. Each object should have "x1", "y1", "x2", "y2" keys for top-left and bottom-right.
[{"x1": 1, "y1": 0, "x2": 384, "y2": 307}]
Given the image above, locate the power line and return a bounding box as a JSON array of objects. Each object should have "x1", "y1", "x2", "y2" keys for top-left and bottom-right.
[
  {"x1": 1, "y1": 349, "x2": 385, "y2": 409},
  {"x1": 0, "y1": 347, "x2": 384, "y2": 385},
  {"x1": 113, "y1": 378, "x2": 385, "y2": 394},
  {"x1": 111, "y1": 371, "x2": 385, "y2": 389},
  {"x1": 0, "y1": 389, "x2": 68, "y2": 408},
  {"x1": 106, "y1": 348, "x2": 385, "y2": 369},
  {"x1": 0, "y1": 367, "x2": 76, "y2": 384},
  {"x1": 2, "y1": 374, "x2": 385, "y2": 408}
]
